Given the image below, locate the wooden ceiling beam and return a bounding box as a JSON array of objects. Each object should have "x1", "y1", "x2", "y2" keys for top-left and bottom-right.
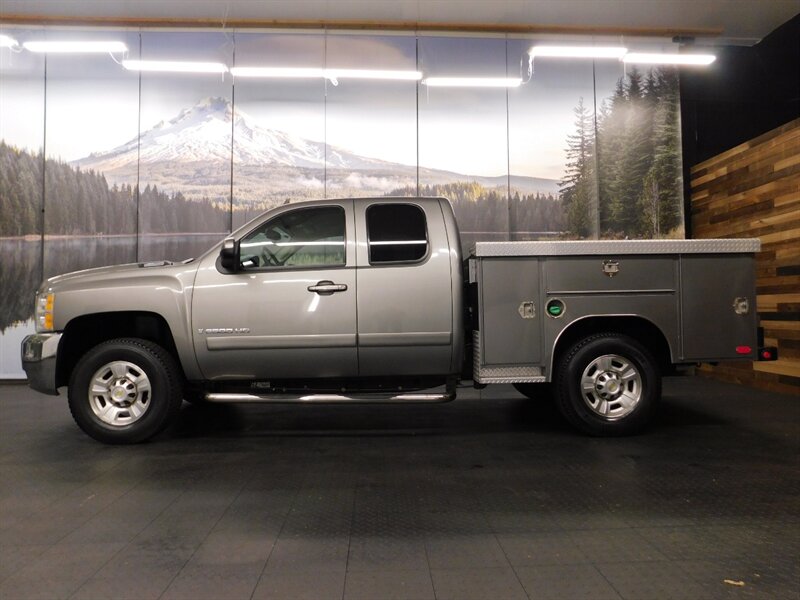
[{"x1": 0, "y1": 15, "x2": 723, "y2": 38}]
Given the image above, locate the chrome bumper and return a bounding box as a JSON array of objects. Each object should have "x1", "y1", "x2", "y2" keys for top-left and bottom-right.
[{"x1": 21, "y1": 333, "x2": 62, "y2": 395}]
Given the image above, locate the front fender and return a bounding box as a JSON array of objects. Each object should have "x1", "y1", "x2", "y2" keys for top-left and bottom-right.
[{"x1": 51, "y1": 264, "x2": 201, "y2": 380}]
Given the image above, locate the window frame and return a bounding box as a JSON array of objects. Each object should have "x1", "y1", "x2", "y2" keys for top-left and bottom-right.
[
  {"x1": 365, "y1": 202, "x2": 430, "y2": 267},
  {"x1": 237, "y1": 204, "x2": 348, "y2": 273}
]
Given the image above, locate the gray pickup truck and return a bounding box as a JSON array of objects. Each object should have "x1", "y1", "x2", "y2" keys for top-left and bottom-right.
[{"x1": 22, "y1": 197, "x2": 773, "y2": 443}]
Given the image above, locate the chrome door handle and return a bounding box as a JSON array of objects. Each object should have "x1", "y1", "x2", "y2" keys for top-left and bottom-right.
[{"x1": 308, "y1": 280, "x2": 348, "y2": 295}]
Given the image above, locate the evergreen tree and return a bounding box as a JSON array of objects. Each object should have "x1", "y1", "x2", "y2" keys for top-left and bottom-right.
[
  {"x1": 648, "y1": 68, "x2": 684, "y2": 235},
  {"x1": 560, "y1": 97, "x2": 594, "y2": 237},
  {"x1": 0, "y1": 143, "x2": 229, "y2": 238},
  {"x1": 571, "y1": 66, "x2": 685, "y2": 239}
]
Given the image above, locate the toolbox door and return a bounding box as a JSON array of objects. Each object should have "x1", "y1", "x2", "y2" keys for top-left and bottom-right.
[
  {"x1": 680, "y1": 255, "x2": 758, "y2": 361},
  {"x1": 479, "y1": 258, "x2": 542, "y2": 366}
]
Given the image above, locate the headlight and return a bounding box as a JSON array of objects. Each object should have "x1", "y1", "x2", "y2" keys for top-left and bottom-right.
[{"x1": 35, "y1": 292, "x2": 55, "y2": 332}]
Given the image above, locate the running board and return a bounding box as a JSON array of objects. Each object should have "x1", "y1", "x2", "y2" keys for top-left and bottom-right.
[{"x1": 204, "y1": 391, "x2": 456, "y2": 404}]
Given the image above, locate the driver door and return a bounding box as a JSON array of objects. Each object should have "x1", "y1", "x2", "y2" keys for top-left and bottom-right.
[{"x1": 192, "y1": 201, "x2": 358, "y2": 381}]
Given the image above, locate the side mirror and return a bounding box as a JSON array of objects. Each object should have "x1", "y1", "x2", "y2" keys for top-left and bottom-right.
[{"x1": 219, "y1": 237, "x2": 239, "y2": 272}]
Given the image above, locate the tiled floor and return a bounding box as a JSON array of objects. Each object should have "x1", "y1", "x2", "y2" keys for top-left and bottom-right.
[{"x1": 0, "y1": 377, "x2": 798, "y2": 599}]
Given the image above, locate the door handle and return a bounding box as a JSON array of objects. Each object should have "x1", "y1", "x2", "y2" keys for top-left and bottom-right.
[{"x1": 308, "y1": 280, "x2": 348, "y2": 295}]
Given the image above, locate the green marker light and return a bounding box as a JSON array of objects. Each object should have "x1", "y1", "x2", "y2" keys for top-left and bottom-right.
[{"x1": 546, "y1": 299, "x2": 565, "y2": 317}]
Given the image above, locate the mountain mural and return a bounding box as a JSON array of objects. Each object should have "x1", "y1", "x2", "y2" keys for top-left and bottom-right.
[{"x1": 73, "y1": 97, "x2": 560, "y2": 205}]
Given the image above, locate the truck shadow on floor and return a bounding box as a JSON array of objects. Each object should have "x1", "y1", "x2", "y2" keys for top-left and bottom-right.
[{"x1": 165, "y1": 393, "x2": 724, "y2": 440}]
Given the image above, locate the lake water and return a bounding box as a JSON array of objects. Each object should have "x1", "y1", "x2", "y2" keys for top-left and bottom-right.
[{"x1": 0, "y1": 234, "x2": 222, "y2": 377}]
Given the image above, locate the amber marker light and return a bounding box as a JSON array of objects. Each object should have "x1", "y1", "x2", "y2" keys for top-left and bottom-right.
[{"x1": 36, "y1": 292, "x2": 55, "y2": 332}]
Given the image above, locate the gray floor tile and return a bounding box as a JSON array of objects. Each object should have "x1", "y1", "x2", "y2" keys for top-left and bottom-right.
[
  {"x1": 568, "y1": 529, "x2": 668, "y2": 563},
  {"x1": 515, "y1": 564, "x2": 623, "y2": 599},
  {"x1": 596, "y1": 560, "x2": 724, "y2": 600},
  {"x1": 161, "y1": 562, "x2": 262, "y2": 600},
  {"x1": 72, "y1": 570, "x2": 176, "y2": 600},
  {"x1": 344, "y1": 569, "x2": 435, "y2": 600},
  {"x1": 347, "y1": 537, "x2": 430, "y2": 571},
  {"x1": 425, "y1": 534, "x2": 510, "y2": 569},
  {"x1": 430, "y1": 567, "x2": 528, "y2": 600},
  {"x1": 0, "y1": 542, "x2": 123, "y2": 600},
  {"x1": 60, "y1": 487, "x2": 183, "y2": 544},
  {"x1": 264, "y1": 535, "x2": 350, "y2": 571},
  {"x1": 497, "y1": 531, "x2": 590, "y2": 566},
  {"x1": 251, "y1": 567, "x2": 346, "y2": 600},
  {"x1": 0, "y1": 544, "x2": 49, "y2": 582},
  {"x1": 0, "y1": 379, "x2": 798, "y2": 600},
  {"x1": 486, "y1": 511, "x2": 563, "y2": 534}
]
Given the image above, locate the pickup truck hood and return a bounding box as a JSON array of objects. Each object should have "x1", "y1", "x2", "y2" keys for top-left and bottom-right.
[{"x1": 42, "y1": 260, "x2": 189, "y2": 293}]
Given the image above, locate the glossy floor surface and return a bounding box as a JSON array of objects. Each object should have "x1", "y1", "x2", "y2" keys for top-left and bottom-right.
[{"x1": 1, "y1": 377, "x2": 798, "y2": 600}]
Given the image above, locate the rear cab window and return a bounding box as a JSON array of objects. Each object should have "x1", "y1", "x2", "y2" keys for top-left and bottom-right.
[{"x1": 366, "y1": 204, "x2": 428, "y2": 265}]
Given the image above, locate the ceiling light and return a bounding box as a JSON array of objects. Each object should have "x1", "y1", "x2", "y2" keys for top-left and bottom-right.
[
  {"x1": 0, "y1": 34, "x2": 19, "y2": 48},
  {"x1": 529, "y1": 45, "x2": 628, "y2": 59},
  {"x1": 231, "y1": 67, "x2": 325, "y2": 78},
  {"x1": 23, "y1": 40, "x2": 128, "y2": 53},
  {"x1": 231, "y1": 66, "x2": 422, "y2": 81},
  {"x1": 622, "y1": 52, "x2": 716, "y2": 65},
  {"x1": 422, "y1": 77, "x2": 522, "y2": 88},
  {"x1": 325, "y1": 68, "x2": 422, "y2": 81},
  {"x1": 122, "y1": 60, "x2": 228, "y2": 73}
]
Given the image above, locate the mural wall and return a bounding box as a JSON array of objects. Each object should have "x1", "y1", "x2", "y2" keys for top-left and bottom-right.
[{"x1": 0, "y1": 28, "x2": 685, "y2": 377}]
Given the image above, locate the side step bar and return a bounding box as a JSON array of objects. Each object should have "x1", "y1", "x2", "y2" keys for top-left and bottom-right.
[{"x1": 204, "y1": 390, "x2": 456, "y2": 404}]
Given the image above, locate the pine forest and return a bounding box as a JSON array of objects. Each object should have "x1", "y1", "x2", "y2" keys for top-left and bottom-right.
[{"x1": 560, "y1": 66, "x2": 684, "y2": 239}]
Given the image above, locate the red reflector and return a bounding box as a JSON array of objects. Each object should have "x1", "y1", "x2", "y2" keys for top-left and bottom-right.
[
  {"x1": 761, "y1": 350, "x2": 772, "y2": 360},
  {"x1": 735, "y1": 346, "x2": 752, "y2": 355}
]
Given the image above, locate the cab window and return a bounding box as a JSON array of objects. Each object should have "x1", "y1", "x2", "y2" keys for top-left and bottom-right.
[
  {"x1": 239, "y1": 206, "x2": 346, "y2": 269},
  {"x1": 366, "y1": 204, "x2": 428, "y2": 264}
]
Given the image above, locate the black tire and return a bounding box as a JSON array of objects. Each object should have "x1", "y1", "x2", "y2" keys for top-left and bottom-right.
[
  {"x1": 513, "y1": 382, "x2": 553, "y2": 401},
  {"x1": 68, "y1": 338, "x2": 183, "y2": 444},
  {"x1": 554, "y1": 333, "x2": 660, "y2": 436}
]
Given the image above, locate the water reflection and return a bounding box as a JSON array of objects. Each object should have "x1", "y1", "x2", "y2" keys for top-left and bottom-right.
[
  {"x1": 1, "y1": 234, "x2": 222, "y2": 332},
  {"x1": 0, "y1": 239, "x2": 42, "y2": 334}
]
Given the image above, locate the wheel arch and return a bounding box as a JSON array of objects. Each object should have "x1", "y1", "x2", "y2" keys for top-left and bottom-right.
[
  {"x1": 56, "y1": 312, "x2": 184, "y2": 388},
  {"x1": 549, "y1": 315, "x2": 674, "y2": 380}
]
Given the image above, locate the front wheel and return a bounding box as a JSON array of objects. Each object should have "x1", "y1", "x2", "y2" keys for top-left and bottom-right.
[
  {"x1": 554, "y1": 333, "x2": 660, "y2": 436},
  {"x1": 68, "y1": 338, "x2": 183, "y2": 444}
]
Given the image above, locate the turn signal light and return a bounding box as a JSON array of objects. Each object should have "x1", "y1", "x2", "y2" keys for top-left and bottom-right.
[{"x1": 35, "y1": 292, "x2": 55, "y2": 333}]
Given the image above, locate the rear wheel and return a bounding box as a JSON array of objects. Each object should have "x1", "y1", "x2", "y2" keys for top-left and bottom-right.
[
  {"x1": 554, "y1": 333, "x2": 659, "y2": 436},
  {"x1": 68, "y1": 338, "x2": 183, "y2": 444}
]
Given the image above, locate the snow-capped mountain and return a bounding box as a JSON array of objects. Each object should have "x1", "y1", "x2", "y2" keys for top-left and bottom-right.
[
  {"x1": 74, "y1": 97, "x2": 391, "y2": 172},
  {"x1": 72, "y1": 97, "x2": 559, "y2": 202}
]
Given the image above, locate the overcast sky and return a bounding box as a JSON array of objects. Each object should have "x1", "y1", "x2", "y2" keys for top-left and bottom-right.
[{"x1": 2, "y1": 29, "x2": 634, "y2": 181}]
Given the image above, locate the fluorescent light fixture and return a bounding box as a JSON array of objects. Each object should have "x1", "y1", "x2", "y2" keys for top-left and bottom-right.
[
  {"x1": 422, "y1": 77, "x2": 522, "y2": 88},
  {"x1": 23, "y1": 40, "x2": 127, "y2": 53},
  {"x1": 231, "y1": 66, "x2": 325, "y2": 78},
  {"x1": 231, "y1": 66, "x2": 422, "y2": 81},
  {"x1": 622, "y1": 52, "x2": 716, "y2": 65},
  {"x1": 325, "y1": 68, "x2": 422, "y2": 81},
  {"x1": 0, "y1": 34, "x2": 18, "y2": 48},
  {"x1": 529, "y1": 45, "x2": 628, "y2": 59},
  {"x1": 122, "y1": 60, "x2": 228, "y2": 73}
]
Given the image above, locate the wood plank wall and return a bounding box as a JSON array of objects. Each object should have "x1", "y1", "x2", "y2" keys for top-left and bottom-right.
[{"x1": 690, "y1": 118, "x2": 800, "y2": 395}]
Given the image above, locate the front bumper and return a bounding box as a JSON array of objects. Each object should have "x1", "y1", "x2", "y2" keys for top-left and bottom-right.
[{"x1": 21, "y1": 333, "x2": 62, "y2": 395}]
